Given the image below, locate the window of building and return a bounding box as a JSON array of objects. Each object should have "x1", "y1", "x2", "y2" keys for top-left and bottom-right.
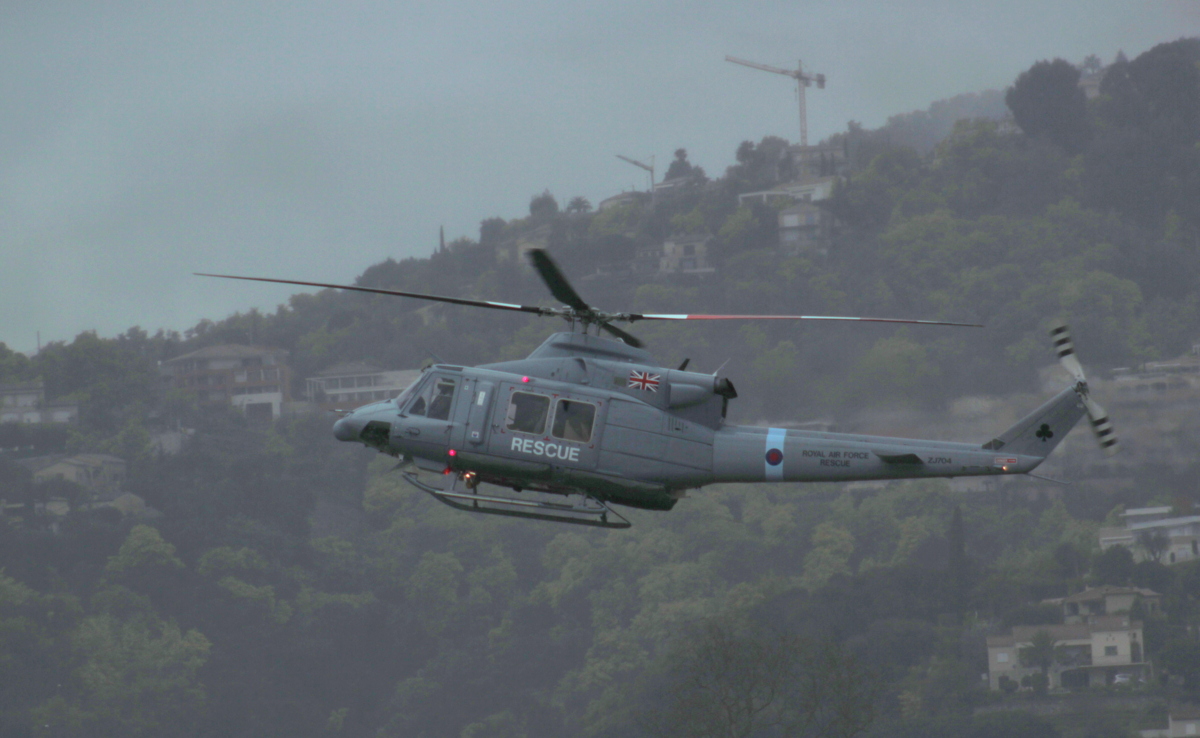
[
  {"x1": 1105, "y1": 646, "x2": 1118, "y2": 656},
  {"x1": 505, "y1": 392, "x2": 550, "y2": 435},
  {"x1": 551, "y1": 399, "x2": 596, "y2": 443},
  {"x1": 996, "y1": 653, "x2": 1009, "y2": 663}
]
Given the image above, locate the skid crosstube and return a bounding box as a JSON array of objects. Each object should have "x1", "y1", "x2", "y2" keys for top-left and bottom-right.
[{"x1": 401, "y1": 472, "x2": 632, "y2": 529}]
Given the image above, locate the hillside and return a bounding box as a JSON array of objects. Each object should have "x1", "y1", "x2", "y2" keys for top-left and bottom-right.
[{"x1": 0, "y1": 40, "x2": 1198, "y2": 738}]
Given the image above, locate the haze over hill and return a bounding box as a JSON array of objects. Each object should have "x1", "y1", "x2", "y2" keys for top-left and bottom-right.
[
  {"x1": 3, "y1": 2, "x2": 1199, "y2": 353},
  {"x1": 1, "y1": 25, "x2": 1199, "y2": 738}
]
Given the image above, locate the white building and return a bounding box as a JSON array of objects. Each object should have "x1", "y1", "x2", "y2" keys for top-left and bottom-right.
[
  {"x1": 737, "y1": 176, "x2": 839, "y2": 208},
  {"x1": 986, "y1": 616, "x2": 1147, "y2": 690},
  {"x1": 306, "y1": 363, "x2": 423, "y2": 409},
  {"x1": 0, "y1": 380, "x2": 78, "y2": 424},
  {"x1": 1099, "y1": 506, "x2": 1200, "y2": 565}
]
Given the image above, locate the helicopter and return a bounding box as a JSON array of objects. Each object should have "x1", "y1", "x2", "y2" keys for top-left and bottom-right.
[{"x1": 199, "y1": 250, "x2": 1117, "y2": 529}]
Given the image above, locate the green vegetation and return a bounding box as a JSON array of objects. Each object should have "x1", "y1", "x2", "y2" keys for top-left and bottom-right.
[{"x1": 0, "y1": 41, "x2": 1198, "y2": 736}]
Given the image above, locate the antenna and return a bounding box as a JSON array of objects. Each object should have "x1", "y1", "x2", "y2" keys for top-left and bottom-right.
[{"x1": 725, "y1": 55, "x2": 826, "y2": 147}]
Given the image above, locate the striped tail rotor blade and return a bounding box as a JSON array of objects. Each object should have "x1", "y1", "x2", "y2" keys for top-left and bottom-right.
[
  {"x1": 1049, "y1": 320, "x2": 1086, "y2": 383},
  {"x1": 1082, "y1": 395, "x2": 1120, "y2": 457}
]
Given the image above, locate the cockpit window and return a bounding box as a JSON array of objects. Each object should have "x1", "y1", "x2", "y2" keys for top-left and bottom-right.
[
  {"x1": 505, "y1": 392, "x2": 550, "y2": 435},
  {"x1": 551, "y1": 399, "x2": 595, "y2": 443},
  {"x1": 407, "y1": 376, "x2": 457, "y2": 420},
  {"x1": 393, "y1": 380, "x2": 419, "y2": 409}
]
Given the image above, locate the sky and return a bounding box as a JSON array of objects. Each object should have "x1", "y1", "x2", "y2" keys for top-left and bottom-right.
[{"x1": 3, "y1": 1, "x2": 1199, "y2": 354}]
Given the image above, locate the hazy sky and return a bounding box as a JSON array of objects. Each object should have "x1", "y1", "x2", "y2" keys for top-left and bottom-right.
[{"x1": 3, "y1": 2, "x2": 1198, "y2": 354}]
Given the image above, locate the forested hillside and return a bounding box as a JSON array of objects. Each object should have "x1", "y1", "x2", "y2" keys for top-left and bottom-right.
[{"x1": 1, "y1": 40, "x2": 1199, "y2": 737}]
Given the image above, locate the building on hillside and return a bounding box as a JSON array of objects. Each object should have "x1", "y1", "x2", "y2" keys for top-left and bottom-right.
[
  {"x1": 1099, "y1": 506, "x2": 1200, "y2": 566},
  {"x1": 0, "y1": 380, "x2": 79, "y2": 424},
  {"x1": 658, "y1": 234, "x2": 714, "y2": 275},
  {"x1": 1079, "y1": 70, "x2": 1105, "y2": 99},
  {"x1": 19, "y1": 453, "x2": 126, "y2": 493},
  {"x1": 1042, "y1": 586, "x2": 1163, "y2": 624},
  {"x1": 787, "y1": 143, "x2": 847, "y2": 178},
  {"x1": 160, "y1": 345, "x2": 291, "y2": 421},
  {"x1": 652, "y1": 176, "x2": 701, "y2": 200},
  {"x1": 495, "y1": 224, "x2": 552, "y2": 264},
  {"x1": 986, "y1": 616, "x2": 1147, "y2": 690},
  {"x1": 597, "y1": 191, "x2": 646, "y2": 211},
  {"x1": 778, "y1": 201, "x2": 835, "y2": 256},
  {"x1": 1142, "y1": 704, "x2": 1200, "y2": 738},
  {"x1": 1168, "y1": 705, "x2": 1200, "y2": 738},
  {"x1": 305, "y1": 363, "x2": 423, "y2": 410},
  {"x1": 737, "y1": 175, "x2": 839, "y2": 208},
  {"x1": 633, "y1": 242, "x2": 664, "y2": 274},
  {"x1": 1108, "y1": 348, "x2": 1200, "y2": 406}
]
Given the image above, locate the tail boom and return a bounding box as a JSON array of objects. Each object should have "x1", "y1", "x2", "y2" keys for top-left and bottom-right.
[{"x1": 710, "y1": 386, "x2": 1087, "y2": 485}]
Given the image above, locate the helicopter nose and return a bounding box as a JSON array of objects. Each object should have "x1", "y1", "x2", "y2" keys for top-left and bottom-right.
[{"x1": 332, "y1": 415, "x2": 362, "y2": 442}]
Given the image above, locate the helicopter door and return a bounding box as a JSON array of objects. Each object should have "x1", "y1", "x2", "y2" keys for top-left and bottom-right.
[
  {"x1": 489, "y1": 384, "x2": 600, "y2": 470},
  {"x1": 400, "y1": 373, "x2": 462, "y2": 460},
  {"x1": 463, "y1": 380, "x2": 494, "y2": 446}
]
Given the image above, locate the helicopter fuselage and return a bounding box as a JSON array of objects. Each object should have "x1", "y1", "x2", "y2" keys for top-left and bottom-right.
[{"x1": 332, "y1": 332, "x2": 1079, "y2": 515}]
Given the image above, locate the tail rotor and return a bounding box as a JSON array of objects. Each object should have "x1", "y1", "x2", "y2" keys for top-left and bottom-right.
[{"x1": 1049, "y1": 321, "x2": 1119, "y2": 456}]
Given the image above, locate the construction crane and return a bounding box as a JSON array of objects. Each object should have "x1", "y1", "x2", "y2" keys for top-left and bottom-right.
[
  {"x1": 725, "y1": 55, "x2": 826, "y2": 147},
  {"x1": 615, "y1": 154, "x2": 655, "y2": 191}
]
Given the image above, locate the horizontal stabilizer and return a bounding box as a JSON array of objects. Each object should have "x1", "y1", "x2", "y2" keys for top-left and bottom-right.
[{"x1": 873, "y1": 452, "x2": 924, "y2": 465}]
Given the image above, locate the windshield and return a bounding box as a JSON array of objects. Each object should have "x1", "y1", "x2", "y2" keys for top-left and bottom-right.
[{"x1": 394, "y1": 374, "x2": 426, "y2": 412}]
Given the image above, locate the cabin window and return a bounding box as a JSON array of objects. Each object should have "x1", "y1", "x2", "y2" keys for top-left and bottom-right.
[
  {"x1": 552, "y1": 399, "x2": 596, "y2": 443},
  {"x1": 407, "y1": 377, "x2": 457, "y2": 420},
  {"x1": 505, "y1": 392, "x2": 550, "y2": 435}
]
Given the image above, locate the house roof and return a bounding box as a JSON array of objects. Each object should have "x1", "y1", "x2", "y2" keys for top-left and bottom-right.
[
  {"x1": 1009, "y1": 624, "x2": 1095, "y2": 642},
  {"x1": 1123, "y1": 506, "x2": 1172, "y2": 517},
  {"x1": 316, "y1": 362, "x2": 385, "y2": 377},
  {"x1": 15, "y1": 455, "x2": 66, "y2": 474},
  {"x1": 1129, "y1": 516, "x2": 1200, "y2": 531},
  {"x1": 164, "y1": 344, "x2": 288, "y2": 364},
  {"x1": 16, "y1": 454, "x2": 124, "y2": 474},
  {"x1": 0, "y1": 379, "x2": 44, "y2": 392},
  {"x1": 1060, "y1": 586, "x2": 1160, "y2": 603}
]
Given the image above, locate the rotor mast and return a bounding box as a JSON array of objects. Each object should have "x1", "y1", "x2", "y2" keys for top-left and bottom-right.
[{"x1": 725, "y1": 55, "x2": 826, "y2": 147}]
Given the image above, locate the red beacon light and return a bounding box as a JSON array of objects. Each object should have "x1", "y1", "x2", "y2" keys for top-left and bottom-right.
[{"x1": 521, "y1": 376, "x2": 531, "y2": 383}]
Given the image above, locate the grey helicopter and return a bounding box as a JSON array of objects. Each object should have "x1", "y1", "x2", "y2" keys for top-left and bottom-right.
[{"x1": 199, "y1": 250, "x2": 1117, "y2": 529}]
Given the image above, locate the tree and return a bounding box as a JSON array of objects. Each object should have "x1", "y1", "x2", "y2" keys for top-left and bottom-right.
[
  {"x1": 529, "y1": 190, "x2": 559, "y2": 220},
  {"x1": 31, "y1": 613, "x2": 210, "y2": 737},
  {"x1": 1018, "y1": 629, "x2": 1058, "y2": 694},
  {"x1": 564, "y1": 196, "x2": 592, "y2": 214},
  {"x1": 1005, "y1": 59, "x2": 1090, "y2": 154},
  {"x1": 1158, "y1": 638, "x2": 1200, "y2": 690},
  {"x1": 640, "y1": 618, "x2": 876, "y2": 738},
  {"x1": 479, "y1": 217, "x2": 507, "y2": 245},
  {"x1": 664, "y1": 148, "x2": 694, "y2": 181},
  {"x1": 1092, "y1": 545, "x2": 1134, "y2": 585},
  {"x1": 1136, "y1": 530, "x2": 1170, "y2": 563}
]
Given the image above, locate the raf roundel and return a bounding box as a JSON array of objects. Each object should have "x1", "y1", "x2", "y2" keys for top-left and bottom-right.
[{"x1": 765, "y1": 448, "x2": 784, "y2": 466}]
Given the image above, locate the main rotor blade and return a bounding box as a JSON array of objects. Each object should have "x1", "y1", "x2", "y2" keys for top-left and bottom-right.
[
  {"x1": 528, "y1": 250, "x2": 590, "y2": 312},
  {"x1": 631, "y1": 313, "x2": 984, "y2": 328},
  {"x1": 599, "y1": 322, "x2": 644, "y2": 348},
  {"x1": 194, "y1": 273, "x2": 552, "y2": 316}
]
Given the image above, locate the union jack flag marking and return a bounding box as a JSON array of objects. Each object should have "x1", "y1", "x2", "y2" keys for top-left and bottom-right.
[{"x1": 628, "y1": 370, "x2": 661, "y2": 392}]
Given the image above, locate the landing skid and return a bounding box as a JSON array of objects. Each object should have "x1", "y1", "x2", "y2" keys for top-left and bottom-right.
[{"x1": 401, "y1": 471, "x2": 632, "y2": 529}]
